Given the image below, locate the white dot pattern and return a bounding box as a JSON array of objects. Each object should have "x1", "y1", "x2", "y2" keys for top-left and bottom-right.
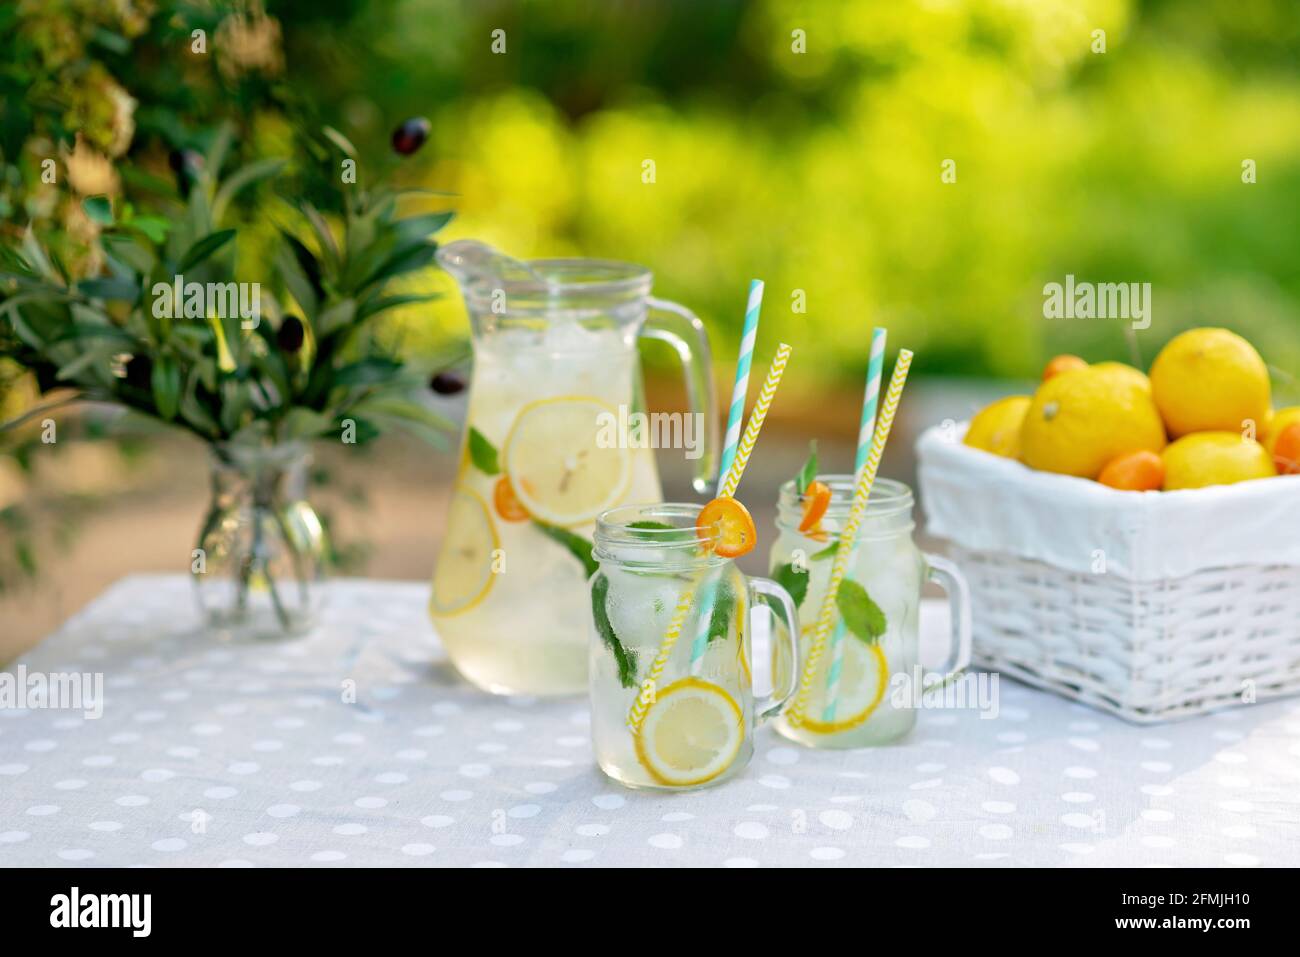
[{"x1": 1, "y1": 578, "x2": 1296, "y2": 866}]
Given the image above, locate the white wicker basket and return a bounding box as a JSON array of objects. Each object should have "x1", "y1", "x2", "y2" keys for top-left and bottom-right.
[{"x1": 916, "y1": 424, "x2": 1300, "y2": 723}]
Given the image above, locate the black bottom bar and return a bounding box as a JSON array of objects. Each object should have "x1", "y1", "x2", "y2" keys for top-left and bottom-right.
[{"x1": 0, "y1": 866, "x2": 1276, "y2": 942}]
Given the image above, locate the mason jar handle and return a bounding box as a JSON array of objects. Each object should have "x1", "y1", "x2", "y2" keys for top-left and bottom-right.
[
  {"x1": 747, "y1": 576, "x2": 801, "y2": 723},
  {"x1": 922, "y1": 554, "x2": 972, "y2": 684},
  {"x1": 642, "y1": 297, "x2": 719, "y2": 495}
]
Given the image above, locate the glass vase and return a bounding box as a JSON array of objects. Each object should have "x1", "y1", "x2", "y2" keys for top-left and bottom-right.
[{"x1": 192, "y1": 441, "x2": 326, "y2": 640}]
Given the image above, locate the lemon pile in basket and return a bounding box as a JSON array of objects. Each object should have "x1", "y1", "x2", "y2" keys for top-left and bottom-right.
[{"x1": 964, "y1": 328, "x2": 1300, "y2": 491}]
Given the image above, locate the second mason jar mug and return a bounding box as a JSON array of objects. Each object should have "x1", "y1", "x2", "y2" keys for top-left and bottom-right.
[
  {"x1": 589, "y1": 504, "x2": 801, "y2": 790},
  {"x1": 769, "y1": 476, "x2": 972, "y2": 749}
]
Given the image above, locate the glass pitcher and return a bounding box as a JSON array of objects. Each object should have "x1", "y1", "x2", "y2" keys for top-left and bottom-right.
[{"x1": 430, "y1": 241, "x2": 718, "y2": 696}]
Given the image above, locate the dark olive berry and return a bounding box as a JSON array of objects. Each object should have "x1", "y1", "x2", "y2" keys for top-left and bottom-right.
[
  {"x1": 168, "y1": 149, "x2": 204, "y2": 197},
  {"x1": 124, "y1": 354, "x2": 153, "y2": 390},
  {"x1": 391, "y1": 117, "x2": 431, "y2": 156},
  {"x1": 276, "y1": 315, "x2": 305, "y2": 354},
  {"x1": 429, "y1": 371, "x2": 465, "y2": 395}
]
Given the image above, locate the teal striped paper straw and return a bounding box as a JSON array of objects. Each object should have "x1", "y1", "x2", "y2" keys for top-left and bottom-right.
[
  {"x1": 822, "y1": 327, "x2": 888, "y2": 723},
  {"x1": 686, "y1": 564, "x2": 726, "y2": 673},
  {"x1": 691, "y1": 280, "x2": 762, "y2": 673},
  {"x1": 716, "y1": 280, "x2": 764, "y2": 495},
  {"x1": 855, "y1": 329, "x2": 889, "y2": 477}
]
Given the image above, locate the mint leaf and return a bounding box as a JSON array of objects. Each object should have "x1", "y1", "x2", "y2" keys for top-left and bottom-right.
[
  {"x1": 533, "y1": 521, "x2": 597, "y2": 579},
  {"x1": 468, "y1": 427, "x2": 500, "y2": 475},
  {"x1": 705, "y1": 580, "x2": 735, "y2": 644},
  {"x1": 836, "y1": 579, "x2": 887, "y2": 644},
  {"x1": 795, "y1": 440, "x2": 818, "y2": 495},
  {"x1": 773, "y1": 561, "x2": 808, "y2": 607},
  {"x1": 591, "y1": 573, "x2": 637, "y2": 687},
  {"x1": 810, "y1": 540, "x2": 839, "y2": 561},
  {"x1": 627, "y1": 520, "x2": 674, "y2": 531}
]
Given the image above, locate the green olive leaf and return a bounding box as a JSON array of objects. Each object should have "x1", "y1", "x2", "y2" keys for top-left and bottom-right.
[{"x1": 82, "y1": 195, "x2": 114, "y2": 226}]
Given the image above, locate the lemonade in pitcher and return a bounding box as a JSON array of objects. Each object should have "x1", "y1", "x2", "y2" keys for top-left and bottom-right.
[{"x1": 430, "y1": 242, "x2": 716, "y2": 696}]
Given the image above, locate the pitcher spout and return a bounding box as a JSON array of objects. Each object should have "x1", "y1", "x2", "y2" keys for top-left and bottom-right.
[{"x1": 436, "y1": 240, "x2": 542, "y2": 289}]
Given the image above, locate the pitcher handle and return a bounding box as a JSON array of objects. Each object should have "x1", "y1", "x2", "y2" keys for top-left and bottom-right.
[
  {"x1": 922, "y1": 554, "x2": 972, "y2": 686},
  {"x1": 747, "y1": 576, "x2": 801, "y2": 724},
  {"x1": 642, "y1": 297, "x2": 719, "y2": 495}
]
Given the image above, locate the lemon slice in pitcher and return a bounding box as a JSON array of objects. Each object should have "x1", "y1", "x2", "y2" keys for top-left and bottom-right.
[
  {"x1": 635, "y1": 678, "x2": 744, "y2": 787},
  {"x1": 797, "y1": 628, "x2": 888, "y2": 735},
  {"x1": 503, "y1": 396, "x2": 631, "y2": 527},
  {"x1": 430, "y1": 487, "x2": 498, "y2": 617}
]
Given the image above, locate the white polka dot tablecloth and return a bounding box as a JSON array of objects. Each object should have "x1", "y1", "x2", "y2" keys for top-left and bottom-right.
[{"x1": 3, "y1": 574, "x2": 1299, "y2": 868}]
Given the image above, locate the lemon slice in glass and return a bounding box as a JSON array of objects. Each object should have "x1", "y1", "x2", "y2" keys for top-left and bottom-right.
[
  {"x1": 503, "y1": 396, "x2": 631, "y2": 527},
  {"x1": 634, "y1": 677, "x2": 744, "y2": 787},
  {"x1": 429, "y1": 487, "x2": 498, "y2": 617},
  {"x1": 797, "y1": 627, "x2": 888, "y2": 734}
]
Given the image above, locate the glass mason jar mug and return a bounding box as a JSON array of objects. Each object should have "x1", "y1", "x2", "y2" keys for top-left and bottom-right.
[
  {"x1": 770, "y1": 476, "x2": 971, "y2": 749},
  {"x1": 590, "y1": 504, "x2": 801, "y2": 790},
  {"x1": 193, "y1": 441, "x2": 327, "y2": 641},
  {"x1": 430, "y1": 241, "x2": 718, "y2": 696}
]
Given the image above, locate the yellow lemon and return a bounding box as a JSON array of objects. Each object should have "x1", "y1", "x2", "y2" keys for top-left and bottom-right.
[
  {"x1": 1150, "y1": 329, "x2": 1271, "y2": 438},
  {"x1": 634, "y1": 678, "x2": 744, "y2": 787},
  {"x1": 1092, "y1": 361, "x2": 1151, "y2": 394},
  {"x1": 0, "y1": 365, "x2": 40, "y2": 424},
  {"x1": 1264, "y1": 407, "x2": 1300, "y2": 456},
  {"x1": 964, "y1": 396, "x2": 1031, "y2": 458},
  {"x1": 429, "y1": 487, "x2": 499, "y2": 616},
  {"x1": 503, "y1": 396, "x2": 631, "y2": 527},
  {"x1": 1161, "y1": 432, "x2": 1277, "y2": 490},
  {"x1": 1019, "y1": 367, "x2": 1167, "y2": 478}
]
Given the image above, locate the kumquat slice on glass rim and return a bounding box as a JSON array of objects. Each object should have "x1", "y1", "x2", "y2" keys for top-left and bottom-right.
[
  {"x1": 696, "y1": 496, "x2": 757, "y2": 558},
  {"x1": 798, "y1": 479, "x2": 831, "y2": 533}
]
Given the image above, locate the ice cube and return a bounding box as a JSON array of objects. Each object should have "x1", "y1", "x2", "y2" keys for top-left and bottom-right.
[{"x1": 602, "y1": 569, "x2": 688, "y2": 656}]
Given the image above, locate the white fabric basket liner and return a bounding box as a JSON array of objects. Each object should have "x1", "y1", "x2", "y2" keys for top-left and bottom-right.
[{"x1": 916, "y1": 424, "x2": 1300, "y2": 582}]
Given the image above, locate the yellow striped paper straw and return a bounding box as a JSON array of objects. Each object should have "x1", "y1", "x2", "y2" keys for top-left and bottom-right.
[
  {"x1": 718, "y1": 342, "x2": 792, "y2": 499},
  {"x1": 685, "y1": 341, "x2": 792, "y2": 674},
  {"x1": 626, "y1": 587, "x2": 698, "y2": 731},
  {"x1": 787, "y1": 349, "x2": 913, "y2": 726},
  {"x1": 627, "y1": 343, "x2": 794, "y2": 731}
]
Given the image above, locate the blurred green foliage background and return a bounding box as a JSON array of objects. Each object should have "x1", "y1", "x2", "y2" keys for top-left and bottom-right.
[
  {"x1": 4, "y1": 0, "x2": 1299, "y2": 390},
  {"x1": 290, "y1": 0, "x2": 1300, "y2": 387}
]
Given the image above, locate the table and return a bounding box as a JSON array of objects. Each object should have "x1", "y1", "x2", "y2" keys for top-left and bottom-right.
[{"x1": 2, "y1": 575, "x2": 1297, "y2": 867}]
